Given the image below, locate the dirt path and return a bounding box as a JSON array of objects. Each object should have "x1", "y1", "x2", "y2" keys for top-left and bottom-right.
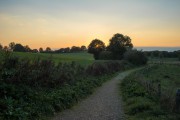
[{"x1": 52, "y1": 69, "x2": 138, "y2": 120}]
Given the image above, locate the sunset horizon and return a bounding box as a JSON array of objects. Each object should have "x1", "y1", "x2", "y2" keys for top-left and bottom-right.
[{"x1": 0, "y1": 0, "x2": 180, "y2": 49}]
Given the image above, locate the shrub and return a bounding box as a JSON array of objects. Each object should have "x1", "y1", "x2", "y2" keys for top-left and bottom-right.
[
  {"x1": 124, "y1": 50, "x2": 148, "y2": 65},
  {"x1": 99, "y1": 51, "x2": 113, "y2": 60},
  {"x1": 86, "y1": 60, "x2": 129, "y2": 76},
  {"x1": 127, "y1": 99, "x2": 152, "y2": 115},
  {"x1": 121, "y1": 68, "x2": 180, "y2": 120},
  {"x1": 1, "y1": 52, "x2": 133, "y2": 119}
]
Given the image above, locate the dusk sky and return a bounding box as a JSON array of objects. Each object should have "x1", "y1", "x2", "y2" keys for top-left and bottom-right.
[{"x1": 0, "y1": 0, "x2": 180, "y2": 49}]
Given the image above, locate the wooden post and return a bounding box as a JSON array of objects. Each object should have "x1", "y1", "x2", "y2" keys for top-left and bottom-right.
[{"x1": 176, "y1": 89, "x2": 180, "y2": 112}]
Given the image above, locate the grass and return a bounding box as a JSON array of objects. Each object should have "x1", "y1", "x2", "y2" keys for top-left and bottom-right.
[
  {"x1": 120, "y1": 64, "x2": 180, "y2": 120},
  {"x1": 142, "y1": 64, "x2": 180, "y2": 92},
  {"x1": 0, "y1": 51, "x2": 94, "y2": 66},
  {"x1": 148, "y1": 57, "x2": 179, "y2": 64}
]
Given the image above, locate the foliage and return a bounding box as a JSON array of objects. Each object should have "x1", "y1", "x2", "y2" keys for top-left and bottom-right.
[
  {"x1": 0, "y1": 51, "x2": 133, "y2": 119},
  {"x1": 144, "y1": 50, "x2": 180, "y2": 58},
  {"x1": 39, "y1": 47, "x2": 43, "y2": 53},
  {"x1": 124, "y1": 50, "x2": 148, "y2": 65},
  {"x1": 24, "y1": 45, "x2": 31, "y2": 52},
  {"x1": 80, "y1": 45, "x2": 87, "y2": 51},
  {"x1": 99, "y1": 51, "x2": 113, "y2": 60},
  {"x1": 86, "y1": 60, "x2": 132, "y2": 76},
  {"x1": 9, "y1": 42, "x2": 15, "y2": 51},
  {"x1": 107, "y1": 33, "x2": 133, "y2": 60},
  {"x1": 0, "y1": 43, "x2": 3, "y2": 50},
  {"x1": 45, "y1": 47, "x2": 52, "y2": 53},
  {"x1": 121, "y1": 65, "x2": 180, "y2": 120},
  {"x1": 70, "y1": 46, "x2": 81, "y2": 52},
  {"x1": 88, "y1": 39, "x2": 106, "y2": 60},
  {"x1": 13, "y1": 44, "x2": 26, "y2": 52}
]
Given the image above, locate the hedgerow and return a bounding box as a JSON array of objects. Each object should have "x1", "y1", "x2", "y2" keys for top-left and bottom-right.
[{"x1": 0, "y1": 51, "x2": 132, "y2": 119}]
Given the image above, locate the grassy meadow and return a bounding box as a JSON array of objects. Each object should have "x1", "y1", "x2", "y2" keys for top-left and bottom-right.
[
  {"x1": 120, "y1": 64, "x2": 180, "y2": 120},
  {"x1": 0, "y1": 51, "x2": 94, "y2": 66},
  {"x1": 148, "y1": 57, "x2": 179, "y2": 64}
]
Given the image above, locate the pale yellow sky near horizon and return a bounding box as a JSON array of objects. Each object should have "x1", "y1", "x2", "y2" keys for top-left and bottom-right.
[{"x1": 0, "y1": 0, "x2": 180, "y2": 49}]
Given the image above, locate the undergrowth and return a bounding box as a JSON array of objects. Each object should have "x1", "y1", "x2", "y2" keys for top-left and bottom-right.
[
  {"x1": 120, "y1": 65, "x2": 180, "y2": 120},
  {"x1": 0, "y1": 51, "x2": 133, "y2": 119}
]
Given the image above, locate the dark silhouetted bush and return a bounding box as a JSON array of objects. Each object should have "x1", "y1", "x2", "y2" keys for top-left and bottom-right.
[
  {"x1": 99, "y1": 51, "x2": 113, "y2": 60},
  {"x1": 124, "y1": 50, "x2": 148, "y2": 65},
  {"x1": 86, "y1": 60, "x2": 132, "y2": 76}
]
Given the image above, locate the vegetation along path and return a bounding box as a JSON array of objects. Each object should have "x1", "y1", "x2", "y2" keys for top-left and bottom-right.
[{"x1": 52, "y1": 69, "x2": 140, "y2": 120}]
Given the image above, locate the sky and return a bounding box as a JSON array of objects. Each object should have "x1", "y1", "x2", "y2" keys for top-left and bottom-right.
[{"x1": 0, "y1": 0, "x2": 180, "y2": 49}]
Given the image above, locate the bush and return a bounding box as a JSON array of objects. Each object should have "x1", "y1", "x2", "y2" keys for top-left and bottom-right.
[
  {"x1": 124, "y1": 50, "x2": 148, "y2": 65},
  {"x1": 0, "y1": 52, "x2": 134, "y2": 119},
  {"x1": 86, "y1": 60, "x2": 130, "y2": 76},
  {"x1": 120, "y1": 70, "x2": 180, "y2": 120},
  {"x1": 99, "y1": 51, "x2": 113, "y2": 60},
  {"x1": 127, "y1": 99, "x2": 152, "y2": 115}
]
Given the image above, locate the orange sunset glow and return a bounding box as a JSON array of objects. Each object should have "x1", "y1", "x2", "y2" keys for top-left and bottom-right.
[{"x1": 0, "y1": 0, "x2": 180, "y2": 49}]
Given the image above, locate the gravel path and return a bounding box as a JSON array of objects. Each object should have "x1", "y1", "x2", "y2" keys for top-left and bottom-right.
[{"x1": 52, "y1": 69, "x2": 137, "y2": 120}]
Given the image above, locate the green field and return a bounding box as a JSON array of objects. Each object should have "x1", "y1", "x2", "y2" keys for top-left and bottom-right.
[
  {"x1": 121, "y1": 64, "x2": 180, "y2": 120},
  {"x1": 0, "y1": 51, "x2": 94, "y2": 66},
  {"x1": 148, "y1": 57, "x2": 179, "y2": 64},
  {"x1": 142, "y1": 64, "x2": 180, "y2": 92}
]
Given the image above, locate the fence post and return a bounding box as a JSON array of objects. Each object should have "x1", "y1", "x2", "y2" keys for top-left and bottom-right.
[
  {"x1": 158, "y1": 83, "x2": 161, "y2": 97},
  {"x1": 176, "y1": 89, "x2": 180, "y2": 112}
]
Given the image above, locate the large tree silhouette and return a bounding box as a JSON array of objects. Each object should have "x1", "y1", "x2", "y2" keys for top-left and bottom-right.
[
  {"x1": 13, "y1": 44, "x2": 26, "y2": 52},
  {"x1": 0, "y1": 43, "x2": 2, "y2": 50},
  {"x1": 107, "y1": 33, "x2": 133, "y2": 59},
  {"x1": 39, "y1": 47, "x2": 43, "y2": 53},
  {"x1": 88, "y1": 39, "x2": 105, "y2": 60},
  {"x1": 9, "y1": 42, "x2": 15, "y2": 51},
  {"x1": 45, "y1": 47, "x2": 51, "y2": 53}
]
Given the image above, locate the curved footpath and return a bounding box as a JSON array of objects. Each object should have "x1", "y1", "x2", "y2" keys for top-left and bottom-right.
[{"x1": 52, "y1": 69, "x2": 139, "y2": 120}]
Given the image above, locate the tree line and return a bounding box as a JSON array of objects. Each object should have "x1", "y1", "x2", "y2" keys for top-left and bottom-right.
[
  {"x1": 0, "y1": 33, "x2": 149, "y2": 65},
  {"x1": 144, "y1": 50, "x2": 180, "y2": 58},
  {"x1": 87, "y1": 33, "x2": 180, "y2": 61},
  {"x1": 87, "y1": 33, "x2": 148, "y2": 65},
  {"x1": 88, "y1": 33, "x2": 133, "y2": 60},
  {"x1": 0, "y1": 42, "x2": 87, "y2": 53}
]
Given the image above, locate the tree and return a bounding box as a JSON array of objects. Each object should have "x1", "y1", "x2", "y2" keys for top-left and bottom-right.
[
  {"x1": 71, "y1": 46, "x2": 81, "y2": 52},
  {"x1": 9, "y1": 42, "x2": 15, "y2": 51},
  {"x1": 24, "y1": 45, "x2": 31, "y2": 52},
  {"x1": 39, "y1": 47, "x2": 43, "y2": 53},
  {"x1": 45, "y1": 47, "x2": 51, "y2": 52},
  {"x1": 88, "y1": 39, "x2": 105, "y2": 60},
  {"x1": 81, "y1": 45, "x2": 87, "y2": 51},
  {"x1": 13, "y1": 44, "x2": 26, "y2": 52},
  {"x1": 64, "y1": 47, "x2": 70, "y2": 53},
  {"x1": 3, "y1": 46, "x2": 9, "y2": 51},
  {"x1": 107, "y1": 33, "x2": 133, "y2": 59},
  {"x1": 32, "y1": 49, "x2": 38, "y2": 53},
  {"x1": 0, "y1": 43, "x2": 3, "y2": 50}
]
